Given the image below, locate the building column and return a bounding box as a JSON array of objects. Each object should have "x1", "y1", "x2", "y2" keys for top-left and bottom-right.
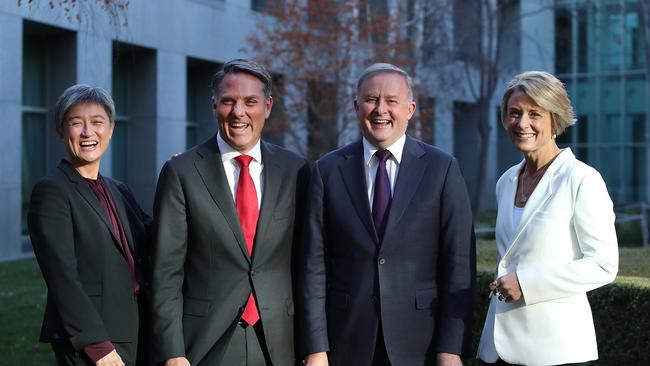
[
  {"x1": 76, "y1": 32, "x2": 113, "y2": 175},
  {"x1": 0, "y1": 15, "x2": 24, "y2": 260},
  {"x1": 148, "y1": 51, "x2": 187, "y2": 211}
]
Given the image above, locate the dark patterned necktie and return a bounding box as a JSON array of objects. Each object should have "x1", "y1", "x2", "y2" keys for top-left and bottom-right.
[{"x1": 372, "y1": 150, "x2": 392, "y2": 241}]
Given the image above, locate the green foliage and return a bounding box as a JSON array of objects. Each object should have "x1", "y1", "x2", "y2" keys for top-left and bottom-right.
[
  {"x1": 615, "y1": 217, "x2": 649, "y2": 247},
  {"x1": 588, "y1": 282, "x2": 650, "y2": 366}
]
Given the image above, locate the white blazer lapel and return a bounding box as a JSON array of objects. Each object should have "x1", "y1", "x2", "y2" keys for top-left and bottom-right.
[{"x1": 501, "y1": 149, "x2": 573, "y2": 262}]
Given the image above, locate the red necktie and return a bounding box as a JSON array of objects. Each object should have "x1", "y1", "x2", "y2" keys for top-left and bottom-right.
[{"x1": 235, "y1": 155, "x2": 260, "y2": 326}]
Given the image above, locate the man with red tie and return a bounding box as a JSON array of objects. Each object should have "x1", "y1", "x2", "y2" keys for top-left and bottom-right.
[
  {"x1": 151, "y1": 59, "x2": 310, "y2": 366},
  {"x1": 298, "y1": 63, "x2": 476, "y2": 366}
]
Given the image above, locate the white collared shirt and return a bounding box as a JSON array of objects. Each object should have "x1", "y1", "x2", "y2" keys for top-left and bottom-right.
[
  {"x1": 216, "y1": 133, "x2": 263, "y2": 208},
  {"x1": 362, "y1": 134, "x2": 406, "y2": 207}
]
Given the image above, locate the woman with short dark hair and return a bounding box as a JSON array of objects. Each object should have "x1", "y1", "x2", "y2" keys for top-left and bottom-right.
[{"x1": 28, "y1": 84, "x2": 150, "y2": 366}]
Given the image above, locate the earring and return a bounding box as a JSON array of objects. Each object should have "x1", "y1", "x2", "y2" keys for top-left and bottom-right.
[{"x1": 552, "y1": 133, "x2": 557, "y2": 139}]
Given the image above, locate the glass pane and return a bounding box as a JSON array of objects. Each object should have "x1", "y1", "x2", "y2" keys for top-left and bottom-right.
[
  {"x1": 577, "y1": 3, "x2": 597, "y2": 73},
  {"x1": 625, "y1": 114, "x2": 646, "y2": 144},
  {"x1": 624, "y1": 1, "x2": 646, "y2": 70},
  {"x1": 625, "y1": 75, "x2": 646, "y2": 115},
  {"x1": 111, "y1": 121, "x2": 128, "y2": 182},
  {"x1": 600, "y1": 76, "x2": 622, "y2": 144},
  {"x1": 555, "y1": 2, "x2": 572, "y2": 74},
  {"x1": 22, "y1": 113, "x2": 47, "y2": 234},
  {"x1": 574, "y1": 78, "x2": 597, "y2": 146},
  {"x1": 623, "y1": 146, "x2": 647, "y2": 202},
  {"x1": 22, "y1": 39, "x2": 46, "y2": 107},
  {"x1": 112, "y1": 58, "x2": 129, "y2": 115},
  {"x1": 600, "y1": 1, "x2": 624, "y2": 72},
  {"x1": 599, "y1": 146, "x2": 623, "y2": 201}
]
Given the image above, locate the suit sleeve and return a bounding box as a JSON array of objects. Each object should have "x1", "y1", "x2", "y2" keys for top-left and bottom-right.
[
  {"x1": 151, "y1": 161, "x2": 189, "y2": 361},
  {"x1": 435, "y1": 158, "x2": 476, "y2": 356},
  {"x1": 517, "y1": 169, "x2": 618, "y2": 305},
  {"x1": 297, "y1": 161, "x2": 330, "y2": 357},
  {"x1": 27, "y1": 180, "x2": 110, "y2": 350}
]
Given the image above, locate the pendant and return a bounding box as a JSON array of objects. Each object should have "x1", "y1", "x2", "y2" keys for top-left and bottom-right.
[{"x1": 521, "y1": 195, "x2": 528, "y2": 203}]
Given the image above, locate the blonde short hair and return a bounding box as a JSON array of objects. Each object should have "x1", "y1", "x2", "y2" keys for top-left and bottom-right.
[{"x1": 500, "y1": 71, "x2": 576, "y2": 136}]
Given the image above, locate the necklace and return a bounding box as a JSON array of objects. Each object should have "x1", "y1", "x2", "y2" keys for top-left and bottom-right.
[{"x1": 517, "y1": 154, "x2": 558, "y2": 205}]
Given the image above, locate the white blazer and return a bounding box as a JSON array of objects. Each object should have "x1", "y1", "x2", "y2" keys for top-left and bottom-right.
[{"x1": 478, "y1": 148, "x2": 618, "y2": 366}]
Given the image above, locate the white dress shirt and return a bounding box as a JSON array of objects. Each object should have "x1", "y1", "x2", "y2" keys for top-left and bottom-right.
[
  {"x1": 216, "y1": 133, "x2": 263, "y2": 208},
  {"x1": 362, "y1": 134, "x2": 406, "y2": 207}
]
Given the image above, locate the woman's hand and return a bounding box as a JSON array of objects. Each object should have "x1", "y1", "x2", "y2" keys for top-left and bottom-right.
[
  {"x1": 96, "y1": 350, "x2": 124, "y2": 366},
  {"x1": 490, "y1": 272, "x2": 522, "y2": 302}
]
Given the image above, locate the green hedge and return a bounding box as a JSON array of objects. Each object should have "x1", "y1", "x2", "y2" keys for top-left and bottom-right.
[{"x1": 468, "y1": 272, "x2": 650, "y2": 366}]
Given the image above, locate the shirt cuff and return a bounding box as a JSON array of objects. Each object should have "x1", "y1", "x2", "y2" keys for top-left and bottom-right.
[{"x1": 84, "y1": 340, "x2": 115, "y2": 363}]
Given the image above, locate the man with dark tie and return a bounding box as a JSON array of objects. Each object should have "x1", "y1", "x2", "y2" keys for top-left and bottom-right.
[
  {"x1": 151, "y1": 59, "x2": 310, "y2": 366},
  {"x1": 299, "y1": 63, "x2": 476, "y2": 366}
]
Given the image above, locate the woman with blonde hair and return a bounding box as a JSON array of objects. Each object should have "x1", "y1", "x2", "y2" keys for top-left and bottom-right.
[{"x1": 477, "y1": 71, "x2": 618, "y2": 366}]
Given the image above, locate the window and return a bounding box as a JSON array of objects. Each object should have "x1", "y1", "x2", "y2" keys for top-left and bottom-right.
[
  {"x1": 21, "y1": 21, "x2": 76, "y2": 235},
  {"x1": 187, "y1": 58, "x2": 222, "y2": 149},
  {"x1": 112, "y1": 50, "x2": 129, "y2": 182},
  {"x1": 252, "y1": 0, "x2": 282, "y2": 12},
  {"x1": 554, "y1": 1, "x2": 649, "y2": 203}
]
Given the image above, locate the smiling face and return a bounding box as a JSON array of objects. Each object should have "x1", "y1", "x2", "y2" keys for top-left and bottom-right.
[
  {"x1": 506, "y1": 90, "x2": 558, "y2": 159},
  {"x1": 355, "y1": 72, "x2": 416, "y2": 150},
  {"x1": 60, "y1": 102, "x2": 114, "y2": 178},
  {"x1": 212, "y1": 72, "x2": 272, "y2": 153}
]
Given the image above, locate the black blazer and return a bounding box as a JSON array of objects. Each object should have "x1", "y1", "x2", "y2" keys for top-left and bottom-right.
[
  {"x1": 151, "y1": 137, "x2": 310, "y2": 365},
  {"x1": 28, "y1": 160, "x2": 150, "y2": 353},
  {"x1": 298, "y1": 136, "x2": 476, "y2": 365}
]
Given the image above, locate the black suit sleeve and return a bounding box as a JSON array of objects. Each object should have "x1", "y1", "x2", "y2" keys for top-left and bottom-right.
[
  {"x1": 151, "y1": 161, "x2": 189, "y2": 361},
  {"x1": 28, "y1": 180, "x2": 110, "y2": 350},
  {"x1": 297, "y1": 161, "x2": 330, "y2": 356},
  {"x1": 436, "y1": 158, "x2": 477, "y2": 356}
]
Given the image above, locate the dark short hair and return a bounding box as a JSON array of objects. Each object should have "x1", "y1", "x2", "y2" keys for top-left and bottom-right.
[
  {"x1": 356, "y1": 63, "x2": 414, "y2": 100},
  {"x1": 210, "y1": 59, "x2": 272, "y2": 100},
  {"x1": 55, "y1": 84, "x2": 115, "y2": 136}
]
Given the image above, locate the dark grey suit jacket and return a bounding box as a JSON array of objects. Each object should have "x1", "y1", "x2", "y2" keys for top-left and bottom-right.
[
  {"x1": 299, "y1": 136, "x2": 476, "y2": 365},
  {"x1": 151, "y1": 137, "x2": 310, "y2": 365},
  {"x1": 28, "y1": 160, "x2": 150, "y2": 356}
]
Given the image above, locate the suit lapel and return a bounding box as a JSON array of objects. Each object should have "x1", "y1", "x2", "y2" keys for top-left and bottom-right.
[
  {"x1": 253, "y1": 142, "x2": 281, "y2": 261},
  {"x1": 382, "y1": 137, "x2": 427, "y2": 246},
  {"x1": 339, "y1": 141, "x2": 377, "y2": 243},
  {"x1": 194, "y1": 139, "x2": 250, "y2": 262},
  {"x1": 104, "y1": 179, "x2": 135, "y2": 252},
  {"x1": 58, "y1": 161, "x2": 120, "y2": 242}
]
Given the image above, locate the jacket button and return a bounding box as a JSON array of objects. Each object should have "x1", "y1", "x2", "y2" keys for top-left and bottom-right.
[
  {"x1": 372, "y1": 295, "x2": 379, "y2": 301},
  {"x1": 378, "y1": 258, "x2": 386, "y2": 265},
  {"x1": 249, "y1": 270, "x2": 257, "y2": 276}
]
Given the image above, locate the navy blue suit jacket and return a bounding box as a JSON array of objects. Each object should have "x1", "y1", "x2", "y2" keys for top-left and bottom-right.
[{"x1": 298, "y1": 136, "x2": 476, "y2": 365}]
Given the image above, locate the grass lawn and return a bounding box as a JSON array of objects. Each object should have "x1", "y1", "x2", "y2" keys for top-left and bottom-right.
[
  {"x1": 0, "y1": 258, "x2": 54, "y2": 365},
  {"x1": 1, "y1": 243, "x2": 648, "y2": 365}
]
